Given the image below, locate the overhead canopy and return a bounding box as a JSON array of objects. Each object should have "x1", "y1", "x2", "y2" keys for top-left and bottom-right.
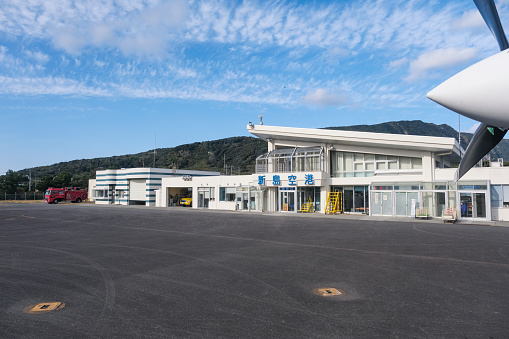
[{"x1": 248, "y1": 125, "x2": 461, "y2": 155}]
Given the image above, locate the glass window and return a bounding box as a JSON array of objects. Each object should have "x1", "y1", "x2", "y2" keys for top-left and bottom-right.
[
  {"x1": 220, "y1": 187, "x2": 236, "y2": 201},
  {"x1": 400, "y1": 157, "x2": 411, "y2": 169},
  {"x1": 491, "y1": 185, "x2": 502, "y2": 208},
  {"x1": 412, "y1": 158, "x2": 422, "y2": 169},
  {"x1": 433, "y1": 183, "x2": 447, "y2": 190},
  {"x1": 343, "y1": 153, "x2": 353, "y2": 171},
  {"x1": 365, "y1": 154, "x2": 375, "y2": 162},
  {"x1": 394, "y1": 183, "x2": 420, "y2": 190},
  {"x1": 306, "y1": 156, "x2": 320, "y2": 171},
  {"x1": 372, "y1": 185, "x2": 393, "y2": 190},
  {"x1": 421, "y1": 182, "x2": 433, "y2": 190},
  {"x1": 475, "y1": 193, "x2": 486, "y2": 218},
  {"x1": 257, "y1": 147, "x2": 322, "y2": 173},
  {"x1": 314, "y1": 187, "x2": 321, "y2": 212},
  {"x1": 331, "y1": 152, "x2": 421, "y2": 177},
  {"x1": 458, "y1": 182, "x2": 487, "y2": 190},
  {"x1": 504, "y1": 186, "x2": 509, "y2": 207},
  {"x1": 448, "y1": 191, "x2": 456, "y2": 211},
  {"x1": 388, "y1": 161, "x2": 398, "y2": 170},
  {"x1": 296, "y1": 157, "x2": 305, "y2": 172}
]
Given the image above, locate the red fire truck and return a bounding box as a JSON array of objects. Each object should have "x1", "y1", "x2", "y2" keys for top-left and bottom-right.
[{"x1": 44, "y1": 187, "x2": 88, "y2": 204}]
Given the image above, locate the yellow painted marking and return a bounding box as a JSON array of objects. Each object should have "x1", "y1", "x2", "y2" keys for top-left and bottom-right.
[
  {"x1": 24, "y1": 302, "x2": 65, "y2": 314},
  {"x1": 313, "y1": 287, "x2": 344, "y2": 297}
]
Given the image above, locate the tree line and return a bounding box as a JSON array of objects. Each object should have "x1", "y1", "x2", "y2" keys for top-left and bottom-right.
[
  {"x1": 0, "y1": 170, "x2": 91, "y2": 194},
  {"x1": 0, "y1": 136, "x2": 268, "y2": 194}
]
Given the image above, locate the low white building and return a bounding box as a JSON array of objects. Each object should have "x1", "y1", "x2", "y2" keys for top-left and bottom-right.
[
  {"x1": 91, "y1": 124, "x2": 509, "y2": 222},
  {"x1": 88, "y1": 168, "x2": 219, "y2": 206}
]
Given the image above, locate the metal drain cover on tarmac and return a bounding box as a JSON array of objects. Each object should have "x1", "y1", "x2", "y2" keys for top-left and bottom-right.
[
  {"x1": 313, "y1": 288, "x2": 344, "y2": 297},
  {"x1": 23, "y1": 302, "x2": 65, "y2": 314}
]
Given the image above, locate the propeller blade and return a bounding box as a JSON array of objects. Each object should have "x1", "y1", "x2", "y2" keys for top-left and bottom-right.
[
  {"x1": 455, "y1": 122, "x2": 507, "y2": 181},
  {"x1": 474, "y1": 0, "x2": 509, "y2": 50}
]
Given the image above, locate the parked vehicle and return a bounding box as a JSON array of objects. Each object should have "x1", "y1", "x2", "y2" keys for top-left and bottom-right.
[
  {"x1": 180, "y1": 197, "x2": 192, "y2": 207},
  {"x1": 45, "y1": 187, "x2": 88, "y2": 204}
]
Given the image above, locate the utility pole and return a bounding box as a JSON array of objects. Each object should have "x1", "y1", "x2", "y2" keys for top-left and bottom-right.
[
  {"x1": 153, "y1": 132, "x2": 157, "y2": 168},
  {"x1": 458, "y1": 114, "x2": 462, "y2": 158}
]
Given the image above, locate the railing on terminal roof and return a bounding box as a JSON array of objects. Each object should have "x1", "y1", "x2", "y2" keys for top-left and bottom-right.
[{"x1": 256, "y1": 146, "x2": 323, "y2": 174}]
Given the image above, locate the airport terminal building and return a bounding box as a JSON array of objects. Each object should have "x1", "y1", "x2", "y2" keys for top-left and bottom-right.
[
  {"x1": 89, "y1": 168, "x2": 220, "y2": 206},
  {"x1": 90, "y1": 124, "x2": 509, "y2": 222}
]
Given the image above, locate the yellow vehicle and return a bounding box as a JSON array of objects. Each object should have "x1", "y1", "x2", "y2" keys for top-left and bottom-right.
[{"x1": 180, "y1": 197, "x2": 192, "y2": 207}]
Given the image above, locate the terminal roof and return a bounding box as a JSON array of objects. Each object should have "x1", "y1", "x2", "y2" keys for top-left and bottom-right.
[{"x1": 247, "y1": 124, "x2": 461, "y2": 155}]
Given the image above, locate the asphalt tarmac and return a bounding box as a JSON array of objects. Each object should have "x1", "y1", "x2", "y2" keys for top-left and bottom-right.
[{"x1": 1, "y1": 203, "x2": 509, "y2": 338}]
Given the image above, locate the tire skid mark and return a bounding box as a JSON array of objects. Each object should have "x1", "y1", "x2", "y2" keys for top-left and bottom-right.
[
  {"x1": 412, "y1": 225, "x2": 509, "y2": 244},
  {"x1": 117, "y1": 243, "x2": 340, "y2": 336},
  {"x1": 59, "y1": 218, "x2": 509, "y2": 268},
  {"x1": 1, "y1": 243, "x2": 115, "y2": 337},
  {"x1": 20, "y1": 214, "x2": 509, "y2": 269}
]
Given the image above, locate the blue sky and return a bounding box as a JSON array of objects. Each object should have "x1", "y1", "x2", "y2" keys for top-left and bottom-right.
[{"x1": 1, "y1": 0, "x2": 508, "y2": 175}]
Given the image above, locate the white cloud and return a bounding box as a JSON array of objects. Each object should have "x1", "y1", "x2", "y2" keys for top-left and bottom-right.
[
  {"x1": 0, "y1": 45, "x2": 8, "y2": 61},
  {"x1": 52, "y1": 27, "x2": 88, "y2": 55},
  {"x1": 24, "y1": 50, "x2": 50, "y2": 64},
  {"x1": 168, "y1": 65, "x2": 198, "y2": 79},
  {"x1": 388, "y1": 57, "x2": 407, "y2": 70},
  {"x1": 302, "y1": 88, "x2": 349, "y2": 106},
  {"x1": 139, "y1": 0, "x2": 188, "y2": 28},
  {"x1": 0, "y1": 46, "x2": 44, "y2": 75},
  {"x1": 0, "y1": 0, "x2": 485, "y2": 58},
  {"x1": 0, "y1": 76, "x2": 109, "y2": 96},
  {"x1": 0, "y1": 0, "x2": 499, "y2": 109},
  {"x1": 25, "y1": 0, "x2": 189, "y2": 57},
  {"x1": 451, "y1": 9, "x2": 484, "y2": 30},
  {"x1": 90, "y1": 24, "x2": 115, "y2": 46},
  {"x1": 405, "y1": 47, "x2": 478, "y2": 82},
  {"x1": 94, "y1": 59, "x2": 107, "y2": 67}
]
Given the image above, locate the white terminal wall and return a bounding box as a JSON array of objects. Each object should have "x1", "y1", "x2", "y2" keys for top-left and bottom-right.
[
  {"x1": 91, "y1": 168, "x2": 220, "y2": 206},
  {"x1": 436, "y1": 166, "x2": 509, "y2": 221},
  {"x1": 157, "y1": 175, "x2": 253, "y2": 210},
  {"x1": 91, "y1": 124, "x2": 509, "y2": 222}
]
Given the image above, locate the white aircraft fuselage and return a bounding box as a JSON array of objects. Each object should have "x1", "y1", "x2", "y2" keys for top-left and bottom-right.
[{"x1": 427, "y1": 49, "x2": 509, "y2": 130}]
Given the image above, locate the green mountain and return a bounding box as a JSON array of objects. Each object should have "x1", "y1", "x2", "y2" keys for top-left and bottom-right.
[
  {"x1": 0, "y1": 136, "x2": 267, "y2": 193},
  {"x1": 2, "y1": 120, "x2": 509, "y2": 194}
]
